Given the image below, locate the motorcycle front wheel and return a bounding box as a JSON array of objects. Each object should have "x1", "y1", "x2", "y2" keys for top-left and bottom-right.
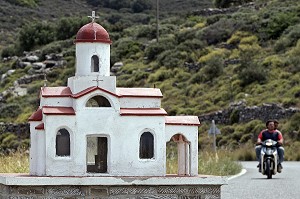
[{"x1": 266, "y1": 159, "x2": 272, "y2": 179}]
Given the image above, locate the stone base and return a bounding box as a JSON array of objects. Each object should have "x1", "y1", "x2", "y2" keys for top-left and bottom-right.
[{"x1": 0, "y1": 174, "x2": 227, "y2": 199}]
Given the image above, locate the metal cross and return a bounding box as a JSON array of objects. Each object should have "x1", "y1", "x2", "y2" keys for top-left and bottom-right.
[
  {"x1": 88, "y1": 11, "x2": 99, "y2": 23},
  {"x1": 92, "y1": 75, "x2": 103, "y2": 87}
]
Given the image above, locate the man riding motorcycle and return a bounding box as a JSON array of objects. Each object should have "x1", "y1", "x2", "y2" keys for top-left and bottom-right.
[{"x1": 255, "y1": 120, "x2": 284, "y2": 172}]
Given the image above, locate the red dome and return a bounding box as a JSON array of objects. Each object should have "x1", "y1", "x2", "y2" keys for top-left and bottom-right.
[{"x1": 75, "y1": 22, "x2": 112, "y2": 44}]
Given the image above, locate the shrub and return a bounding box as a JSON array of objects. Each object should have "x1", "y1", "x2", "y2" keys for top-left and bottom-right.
[
  {"x1": 259, "y1": 11, "x2": 299, "y2": 40},
  {"x1": 144, "y1": 37, "x2": 176, "y2": 61},
  {"x1": 198, "y1": 18, "x2": 238, "y2": 45},
  {"x1": 1, "y1": 45, "x2": 17, "y2": 58},
  {"x1": 130, "y1": 0, "x2": 152, "y2": 13},
  {"x1": 262, "y1": 55, "x2": 284, "y2": 68},
  {"x1": 230, "y1": 109, "x2": 240, "y2": 124},
  {"x1": 5, "y1": 0, "x2": 38, "y2": 7},
  {"x1": 286, "y1": 40, "x2": 300, "y2": 73},
  {"x1": 56, "y1": 17, "x2": 89, "y2": 40},
  {"x1": 114, "y1": 38, "x2": 143, "y2": 59},
  {"x1": 238, "y1": 64, "x2": 267, "y2": 87},
  {"x1": 0, "y1": 104, "x2": 21, "y2": 119},
  {"x1": 148, "y1": 67, "x2": 173, "y2": 82},
  {"x1": 18, "y1": 21, "x2": 56, "y2": 51},
  {"x1": 157, "y1": 50, "x2": 187, "y2": 68}
]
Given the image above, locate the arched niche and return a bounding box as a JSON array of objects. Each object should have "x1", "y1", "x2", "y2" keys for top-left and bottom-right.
[
  {"x1": 86, "y1": 95, "x2": 111, "y2": 107},
  {"x1": 139, "y1": 131, "x2": 154, "y2": 159},
  {"x1": 91, "y1": 55, "x2": 99, "y2": 72},
  {"x1": 56, "y1": 128, "x2": 71, "y2": 156}
]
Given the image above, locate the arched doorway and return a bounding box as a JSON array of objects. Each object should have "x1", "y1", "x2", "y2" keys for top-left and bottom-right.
[{"x1": 166, "y1": 134, "x2": 191, "y2": 176}]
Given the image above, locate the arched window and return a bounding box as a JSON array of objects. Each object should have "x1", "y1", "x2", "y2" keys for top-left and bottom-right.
[
  {"x1": 86, "y1": 95, "x2": 111, "y2": 107},
  {"x1": 139, "y1": 132, "x2": 154, "y2": 159},
  {"x1": 91, "y1": 55, "x2": 99, "y2": 72},
  {"x1": 56, "y1": 128, "x2": 70, "y2": 156}
]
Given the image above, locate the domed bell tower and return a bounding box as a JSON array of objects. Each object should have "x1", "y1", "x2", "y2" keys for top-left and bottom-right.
[{"x1": 68, "y1": 11, "x2": 115, "y2": 93}]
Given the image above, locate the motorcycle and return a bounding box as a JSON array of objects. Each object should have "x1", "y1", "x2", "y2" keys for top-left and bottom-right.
[{"x1": 259, "y1": 139, "x2": 279, "y2": 179}]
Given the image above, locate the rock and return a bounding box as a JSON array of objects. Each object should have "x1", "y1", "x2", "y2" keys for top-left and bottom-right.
[{"x1": 32, "y1": 62, "x2": 46, "y2": 70}]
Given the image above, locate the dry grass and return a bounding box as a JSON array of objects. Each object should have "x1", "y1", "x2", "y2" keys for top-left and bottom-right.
[
  {"x1": 167, "y1": 147, "x2": 242, "y2": 176},
  {"x1": 1, "y1": 149, "x2": 242, "y2": 176},
  {"x1": 0, "y1": 150, "x2": 29, "y2": 173}
]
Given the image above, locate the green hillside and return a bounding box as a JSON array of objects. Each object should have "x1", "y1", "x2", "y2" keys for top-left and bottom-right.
[{"x1": 1, "y1": 0, "x2": 300, "y2": 160}]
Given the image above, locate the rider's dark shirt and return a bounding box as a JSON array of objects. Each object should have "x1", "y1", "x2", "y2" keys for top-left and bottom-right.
[{"x1": 258, "y1": 130, "x2": 282, "y2": 141}]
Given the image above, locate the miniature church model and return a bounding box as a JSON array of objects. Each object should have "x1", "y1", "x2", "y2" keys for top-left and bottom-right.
[{"x1": 28, "y1": 12, "x2": 200, "y2": 177}]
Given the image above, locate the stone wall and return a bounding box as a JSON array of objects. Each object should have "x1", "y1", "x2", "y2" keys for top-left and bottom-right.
[
  {"x1": 0, "y1": 122, "x2": 30, "y2": 139},
  {"x1": 0, "y1": 184, "x2": 221, "y2": 199},
  {"x1": 198, "y1": 102, "x2": 300, "y2": 125}
]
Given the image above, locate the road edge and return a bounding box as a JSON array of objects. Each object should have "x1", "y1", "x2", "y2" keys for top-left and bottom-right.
[{"x1": 227, "y1": 169, "x2": 247, "y2": 180}]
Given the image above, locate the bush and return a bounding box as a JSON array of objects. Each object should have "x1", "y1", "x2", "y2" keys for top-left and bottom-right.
[
  {"x1": 1, "y1": 45, "x2": 17, "y2": 58},
  {"x1": 148, "y1": 67, "x2": 173, "y2": 82},
  {"x1": 0, "y1": 104, "x2": 22, "y2": 119},
  {"x1": 145, "y1": 37, "x2": 176, "y2": 61},
  {"x1": 56, "y1": 17, "x2": 89, "y2": 40},
  {"x1": 230, "y1": 109, "x2": 240, "y2": 124},
  {"x1": 130, "y1": 0, "x2": 152, "y2": 13},
  {"x1": 238, "y1": 64, "x2": 267, "y2": 87},
  {"x1": 5, "y1": 0, "x2": 38, "y2": 7},
  {"x1": 18, "y1": 21, "x2": 56, "y2": 51},
  {"x1": 198, "y1": 18, "x2": 238, "y2": 45},
  {"x1": 157, "y1": 50, "x2": 187, "y2": 68},
  {"x1": 114, "y1": 38, "x2": 143, "y2": 59},
  {"x1": 259, "y1": 11, "x2": 299, "y2": 40}
]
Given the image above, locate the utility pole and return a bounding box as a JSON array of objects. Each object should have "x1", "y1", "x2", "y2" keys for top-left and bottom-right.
[{"x1": 156, "y1": 0, "x2": 159, "y2": 42}]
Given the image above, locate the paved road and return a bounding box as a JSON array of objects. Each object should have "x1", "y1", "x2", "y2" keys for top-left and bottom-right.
[{"x1": 221, "y1": 161, "x2": 300, "y2": 199}]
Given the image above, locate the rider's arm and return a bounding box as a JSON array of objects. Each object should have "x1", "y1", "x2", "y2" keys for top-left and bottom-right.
[
  {"x1": 277, "y1": 130, "x2": 284, "y2": 145},
  {"x1": 256, "y1": 131, "x2": 263, "y2": 144}
]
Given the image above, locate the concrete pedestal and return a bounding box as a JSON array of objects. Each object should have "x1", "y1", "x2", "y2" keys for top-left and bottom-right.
[{"x1": 0, "y1": 174, "x2": 227, "y2": 198}]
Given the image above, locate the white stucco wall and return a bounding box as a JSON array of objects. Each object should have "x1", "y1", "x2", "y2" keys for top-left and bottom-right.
[
  {"x1": 119, "y1": 97, "x2": 161, "y2": 108},
  {"x1": 108, "y1": 116, "x2": 166, "y2": 176},
  {"x1": 44, "y1": 115, "x2": 79, "y2": 176},
  {"x1": 68, "y1": 76, "x2": 116, "y2": 94},
  {"x1": 42, "y1": 104, "x2": 166, "y2": 176},
  {"x1": 29, "y1": 121, "x2": 39, "y2": 175},
  {"x1": 36, "y1": 129, "x2": 46, "y2": 176},
  {"x1": 75, "y1": 43, "x2": 110, "y2": 76},
  {"x1": 40, "y1": 97, "x2": 72, "y2": 107}
]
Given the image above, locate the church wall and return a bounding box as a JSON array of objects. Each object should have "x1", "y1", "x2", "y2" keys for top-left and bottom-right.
[
  {"x1": 109, "y1": 116, "x2": 166, "y2": 176},
  {"x1": 75, "y1": 43, "x2": 110, "y2": 76},
  {"x1": 68, "y1": 76, "x2": 116, "y2": 94},
  {"x1": 40, "y1": 97, "x2": 73, "y2": 107},
  {"x1": 36, "y1": 129, "x2": 46, "y2": 176},
  {"x1": 29, "y1": 121, "x2": 39, "y2": 175},
  {"x1": 43, "y1": 115, "x2": 80, "y2": 176},
  {"x1": 119, "y1": 97, "x2": 161, "y2": 108}
]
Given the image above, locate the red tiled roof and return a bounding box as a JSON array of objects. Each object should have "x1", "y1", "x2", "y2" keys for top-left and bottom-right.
[
  {"x1": 116, "y1": 88, "x2": 163, "y2": 98},
  {"x1": 35, "y1": 123, "x2": 44, "y2": 130},
  {"x1": 75, "y1": 22, "x2": 112, "y2": 44},
  {"x1": 72, "y1": 86, "x2": 118, "y2": 99},
  {"x1": 41, "y1": 87, "x2": 72, "y2": 97},
  {"x1": 165, "y1": 116, "x2": 200, "y2": 126},
  {"x1": 43, "y1": 106, "x2": 75, "y2": 115},
  {"x1": 120, "y1": 108, "x2": 167, "y2": 116},
  {"x1": 28, "y1": 108, "x2": 43, "y2": 121},
  {"x1": 39, "y1": 86, "x2": 163, "y2": 99}
]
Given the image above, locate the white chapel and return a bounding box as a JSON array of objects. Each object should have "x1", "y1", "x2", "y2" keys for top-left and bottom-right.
[{"x1": 28, "y1": 12, "x2": 200, "y2": 177}]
